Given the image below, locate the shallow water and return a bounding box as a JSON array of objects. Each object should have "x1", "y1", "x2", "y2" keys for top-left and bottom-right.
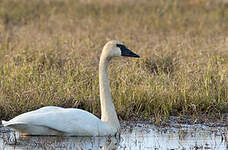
[{"x1": 0, "y1": 122, "x2": 228, "y2": 150}]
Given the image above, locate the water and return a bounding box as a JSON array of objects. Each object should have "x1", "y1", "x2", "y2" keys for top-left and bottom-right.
[{"x1": 0, "y1": 122, "x2": 228, "y2": 150}]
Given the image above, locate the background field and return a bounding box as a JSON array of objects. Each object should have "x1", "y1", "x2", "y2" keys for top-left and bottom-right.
[{"x1": 0, "y1": 0, "x2": 228, "y2": 123}]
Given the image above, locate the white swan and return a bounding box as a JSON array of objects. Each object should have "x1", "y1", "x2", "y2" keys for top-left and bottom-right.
[{"x1": 2, "y1": 40, "x2": 140, "y2": 136}]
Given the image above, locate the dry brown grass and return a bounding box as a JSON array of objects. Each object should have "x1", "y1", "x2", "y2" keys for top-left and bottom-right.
[{"x1": 0, "y1": 0, "x2": 228, "y2": 122}]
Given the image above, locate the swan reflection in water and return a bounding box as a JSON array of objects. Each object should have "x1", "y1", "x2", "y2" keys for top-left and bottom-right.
[{"x1": 1, "y1": 130, "x2": 120, "y2": 150}]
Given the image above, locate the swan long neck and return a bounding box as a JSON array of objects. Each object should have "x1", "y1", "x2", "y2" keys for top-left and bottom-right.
[{"x1": 99, "y1": 54, "x2": 120, "y2": 130}]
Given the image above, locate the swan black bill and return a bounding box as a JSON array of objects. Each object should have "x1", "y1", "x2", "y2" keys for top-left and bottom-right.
[{"x1": 117, "y1": 44, "x2": 140, "y2": 58}]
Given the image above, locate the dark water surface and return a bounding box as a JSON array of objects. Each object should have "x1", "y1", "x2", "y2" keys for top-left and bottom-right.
[{"x1": 0, "y1": 122, "x2": 227, "y2": 150}]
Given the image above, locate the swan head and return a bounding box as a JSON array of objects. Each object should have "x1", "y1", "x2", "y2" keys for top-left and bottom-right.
[{"x1": 102, "y1": 40, "x2": 140, "y2": 60}]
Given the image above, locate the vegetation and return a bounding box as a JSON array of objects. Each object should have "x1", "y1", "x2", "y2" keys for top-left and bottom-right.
[{"x1": 0, "y1": 0, "x2": 228, "y2": 123}]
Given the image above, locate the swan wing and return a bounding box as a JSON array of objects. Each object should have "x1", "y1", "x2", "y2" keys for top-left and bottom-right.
[{"x1": 3, "y1": 106, "x2": 111, "y2": 136}]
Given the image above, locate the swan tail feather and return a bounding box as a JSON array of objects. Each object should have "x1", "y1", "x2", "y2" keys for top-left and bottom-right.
[{"x1": 1, "y1": 120, "x2": 8, "y2": 126}]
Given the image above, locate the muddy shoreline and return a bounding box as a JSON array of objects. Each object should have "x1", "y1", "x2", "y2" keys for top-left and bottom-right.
[{"x1": 122, "y1": 113, "x2": 228, "y2": 128}]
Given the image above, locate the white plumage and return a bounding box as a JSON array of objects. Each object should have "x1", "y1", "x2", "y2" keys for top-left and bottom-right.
[{"x1": 3, "y1": 106, "x2": 111, "y2": 136}]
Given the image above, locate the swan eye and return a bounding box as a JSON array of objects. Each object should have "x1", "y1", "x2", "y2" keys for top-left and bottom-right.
[
  {"x1": 116, "y1": 44, "x2": 128, "y2": 53},
  {"x1": 116, "y1": 44, "x2": 126, "y2": 49}
]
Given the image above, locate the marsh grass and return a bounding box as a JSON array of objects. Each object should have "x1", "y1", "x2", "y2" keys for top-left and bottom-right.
[{"x1": 0, "y1": 0, "x2": 228, "y2": 123}]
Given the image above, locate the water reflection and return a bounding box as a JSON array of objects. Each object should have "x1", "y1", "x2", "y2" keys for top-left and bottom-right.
[
  {"x1": 1, "y1": 122, "x2": 228, "y2": 150},
  {"x1": 0, "y1": 130, "x2": 119, "y2": 150}
]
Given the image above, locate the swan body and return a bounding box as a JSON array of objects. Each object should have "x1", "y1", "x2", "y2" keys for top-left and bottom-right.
[
  {"x1": 2, "y1": 40, "x2": 140, "y2": 136},
  {"x1": 2, "y1": 106, "x2": 113, "y2": 136}
]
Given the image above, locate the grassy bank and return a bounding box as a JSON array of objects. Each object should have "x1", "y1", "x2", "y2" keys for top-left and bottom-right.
[{"x1": 0, "y1": 0, "x2": 228, "y2": 123}]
